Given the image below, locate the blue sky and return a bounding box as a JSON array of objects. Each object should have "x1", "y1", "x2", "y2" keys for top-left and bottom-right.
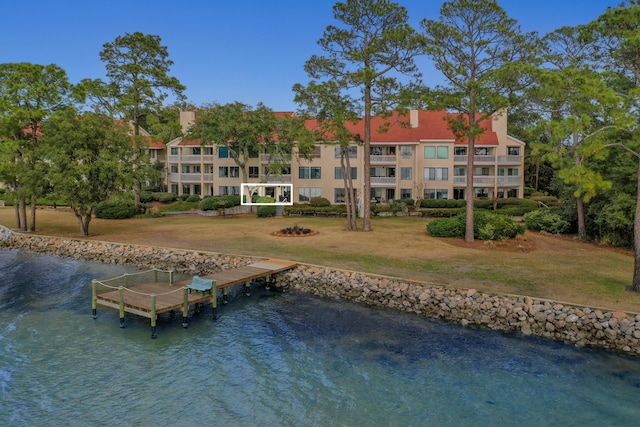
[{"x1": 0, "y1": 0, "x2": 622, "y2": 112}]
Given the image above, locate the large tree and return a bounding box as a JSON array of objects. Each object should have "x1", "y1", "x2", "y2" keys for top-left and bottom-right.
[
  {"x1": 421, "y1": 0, "x2": 539, "y2": 242},
  {"x1": 40, "y1": 109, "x2": 133, "y2": 236},
  {"x1": 293, "y1": 80, "x2": 362, "y2": 230},
  {"x1": 588, "y1": 0, "x2": 640, "y2": 291},
  {"x1": 532, "y1": 26, "x2": 617, "y2": 240},
  {"x1": 0, "y1": 63, "x2": 75, "y2": 231},
  {"x1": 188, "y1": 102, "x2": 314, "y2": 184},
  {"x1": 301, "y1": 0, "x2": 424, "y2": 231},
  {"x1": 98, "y1": 32, "x2": 185, "y2": 202}
]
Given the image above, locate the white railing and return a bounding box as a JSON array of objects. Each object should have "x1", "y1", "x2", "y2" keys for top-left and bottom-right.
[
  {"x1": 267, "y1": 175, "x2": 292, "y2": 183},
  {"x1": 169, "y1": 173, "x2": 214, "y2": 183},
  {"x1": 168, "y1": 155, "x2": 214, "y2": 163},
  {"x1": 498, "y1": 155, "x2": 522, "y2": 165},
  {"x1": 370, "y1": 177, "x2": 396, "y2": 185},
  {"x1": 370, "y1": 155, "x2": 397, "y2": 164},
  {"x1": 452, "y1": 175, "x2": 521, "y2": 187}
]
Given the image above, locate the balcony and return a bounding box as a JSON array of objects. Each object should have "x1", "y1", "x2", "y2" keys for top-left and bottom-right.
[
  {"x1": 498, "y1": 155, "x2": 522, "y2": 165},
  {"x1": 370, "y1": 155, "x2": 397, "y2": 165},
  {"x1": 452, "y1": 176, "x2": 521, "y2": 187},
  {"x1": 169, "y1": 173, "x2": 214, "y2": 183},
  {"x1": 453, "y1": 155, "x2": 496, "y2": 165},
  {"x1": 267, "y1": 175, "x2": 292, "y2": 183},
  {"x1": 168, "y1": 155, "x2": 214, "y2": 164},
  {"x1": 261, "y1": 154, "x2": 291, "y2": 164},
  {"x1": 371, "y1": 177, "x2": 396, "y2": 186}
]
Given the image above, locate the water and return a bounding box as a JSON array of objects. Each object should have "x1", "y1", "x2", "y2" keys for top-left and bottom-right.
[{"x1": 1, "y1": 249, "x2": 639, "y2": 427}]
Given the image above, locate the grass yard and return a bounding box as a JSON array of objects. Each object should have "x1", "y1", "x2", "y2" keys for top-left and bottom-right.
[{"x1": 1, "y1": 206, "x2": 638, "y2": 313}]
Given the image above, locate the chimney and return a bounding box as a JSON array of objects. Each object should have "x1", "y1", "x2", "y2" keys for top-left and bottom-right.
[
  {"x1": 180, "y1": 111, "x2": 195, "y2": 134},
  {"x1": 410, "y1": 110, "x2": 419, "y2": 128}
]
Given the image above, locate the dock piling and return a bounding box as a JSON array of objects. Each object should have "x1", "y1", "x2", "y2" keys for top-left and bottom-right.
[
  {"x1": 182, "y1": 287, "x2": 189, "y2": 328},
  {"x1": 91, "y1": 280, "x2": 97, "y2": 319},
  {"x1": 150, "y1": 294, "x2": 157, "y2": 339},
  {"x1": 118, "y1": 286, "x2": 125, "y2": 328}
]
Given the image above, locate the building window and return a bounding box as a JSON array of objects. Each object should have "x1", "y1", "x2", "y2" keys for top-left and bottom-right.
[
  {"x1": 182, "y1": 185, "x2": 191, "y2": 195},
  {"x1": 400, "y1": 167, "x2": 412, "y2": 180},
  {"x1": 230, "y1": 166, "x2": 240, "y2": 178},
  {"x1": 400, "y1": 189, "x2": 412, "y2": 199},
  {"x1": 475, "y1": 188, "x2": 489, "y2": 198},
  {"x1": 149, "y1": 150, "x2": 156, "y2": 159},
  {"x1": 334, "y1": 167, "x2": 357, "y2": 180},
  {"x1": 298, "y1": 187, "x2": 321, "y2": 203},
  {"x1": 231, "y1": 186, "x2": 240, "y2": 196},
  {"x1": 309, "y1": 145, "x2": 322, "y2": 158},
  {"x1": 454, "y1": 167, "x2": 465, "y2": 176},
  {"x1": 171, "y1": 165, "x2": 178, "y2": 173},
  {"x1": 335, "y1": 146, "x2": 357, "y2": 158},
  {"x1": 424, "y1": 188, "x2": 449, "y2": 199},
  {"x1": 424, "y1": 167, "x2": 449, "y2": 181},
  {"x1": 334, "y1": 188, "x2": 345, "y2": 203},
  {"x1": 193, "y1": 165, "x2": 201, "y2": 173},
  {"x1": 508, "y1": 146, "x2": 520, "y2": 156},
  {"x1": 475, "y1": 147, "x2": 491, "y2": 155},
  {"x1": 192, "y1": 147, "x2": 201, "y2": 155},
  {"x1": 299, "y1": 166, "x2": 321, "y2": 179},
  {"x1": 249, "y1": 166, "x2": 259, "y2": 178},
  {"x1": 171, "y1": 184, "x2": 178, "y2": 194},
  {"x1": 474, "y1": 167, "x2": 490, "y2": 176},
  {"x1": 400, "y1": 145, "x2": 413, "y2": 158},
  {"x1": 454, "y1": 147, "x2": 467, "y2": 156},
  {"x1": 182, "y1": 165, "x2": 190, "y2": 173},
  {"x1": 219, "y1": 186, "x2": 228, "y2": 195},
  {"x1": 218, "y1": 166, "x2": 229, "y2": 178},
  {"x1": 171, "y1": 147, "x2": 178, "y2": 155},
  {"x1": 371, "y1": 167, "x2": 383, "y2": 177},
  {"x1": 507, "y1": 188, "x2": 519, "y2": 198},
  {"x1": 424, "y1": 146, "x2": 449, "y2": 159},
  {"x1": 193, "y1": 184, "x2": 201, "y2": 195},
  {"x1": 218, "y1": 146, "x2": 229, "y2": 158}
]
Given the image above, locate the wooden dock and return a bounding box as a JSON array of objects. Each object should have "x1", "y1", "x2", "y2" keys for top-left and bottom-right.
[{"x1": 92, "y1": 258, "x2": 297, "y2": 338}]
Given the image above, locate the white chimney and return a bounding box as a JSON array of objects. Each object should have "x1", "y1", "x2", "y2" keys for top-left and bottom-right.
[
  {"x1": 180, "y1": 111, "x2": 195, "y2": 134},
  {"x1": 410, "y1": 110, "x2": 419, "y2": 128}
]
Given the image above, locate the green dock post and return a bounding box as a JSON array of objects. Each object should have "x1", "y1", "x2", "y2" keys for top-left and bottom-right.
[
  {"x1": 244, "y1": 281, "x2": 251, "y2": 297},
  {"x1": 124, "y1": 274, "x2": 128, "y2": 287},
  {"x1": 118, "y1": 286, "x2": 125, "y2": 328},
  {"x1": 150, "y1": 294, "x2": 157, "y2": 339},
  {"x1": 182, "y1": 287, "x2": 189, "y2": 328},
  {"x1": 91, "y1": 280, "x2": 98, "y2": 319},
  {"x1": 169, "y1": 270, "x2": 174, "y2": 285},
  {"x1": 265, "y1": 275, "x2": 271, "y2": 290},
  {"x1": 223, "y1": 288, "x2": 228, "y2": 304}
]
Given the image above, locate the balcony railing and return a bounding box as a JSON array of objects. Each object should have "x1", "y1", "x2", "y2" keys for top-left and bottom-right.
[
  {"x1": 168, "y1": 155, "x2": 214, "y2": 163},
  {"x1": 168, "y1": 173, "x2": 214, "y2": 183},
  {"x1": 266, "y1": 175, "x2": 292, "y2": 183},
  {"x1": 452, "y1": 175, "x2": 521, "y2": 187},
  {"x1": 261, "y1": 154, "x2": 292, "y2": 164},
  {"x1": 370, "y1": 177, "x2": 396, "y2": 186},
  {"x1": 369, "y1": 155, "x2": 397, "y2": 164},
  {"x1": 453, "y1": 155, "x2": 522, "y2": 165}
]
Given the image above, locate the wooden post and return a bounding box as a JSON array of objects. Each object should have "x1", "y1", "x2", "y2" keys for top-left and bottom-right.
[
  {"x1": 118, "y1": 286, "x2": 125, "y2": 328},
  {"x1": 91, "y1": 280, "x2": 98, "y2": 319},
  {"x1": 244, "y1": 281, "x2": 251, "y2": 297},
  {"x1": 124, "y1": 274, "x2": 128, "y2": 287},
  {"x1": 169, "y1": 270, "x2": 174, "y2": 285},
  {"x1": 211, "y1": 281, "x2": 218, "y2": 320},
  {"x1": 150, "y1": 294, "x2": 157, "y2": 339},
  {"x1": 223, "y1": 288, "x2": 228, "y2": 304},
  {"x1": 182, "y1": 287, "x2": 189, "y2": 328}
]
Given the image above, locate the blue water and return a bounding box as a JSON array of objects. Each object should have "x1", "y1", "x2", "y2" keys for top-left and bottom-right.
[{"x1": 1, "y1": 248, "x2": 639, "y2": 426}]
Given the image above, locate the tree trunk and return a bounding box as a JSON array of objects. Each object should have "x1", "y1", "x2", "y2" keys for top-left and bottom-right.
[
  {"x1": 631, "y1": 160, "x2": 640, "y2": 292},
  {"x1": 14, "y1": 202, "x2": 21, "y2": 231},
  {"x1": 341, "y1": 149, "x2": 357, "y2": 231},
  {"x1": 29, "y1": 195, "x2": 36, "y2": 232},
  {"x1": 76, "y1": 212, "x2": 91, "y2": 237},
  {"x1": 576, "y1": 196, "x2": 586, "y2": 241},
  {"x1": 17, "y1": 197, "x2": 27, "y2": 232},
  {"x1": 362, "y1": 84, "x2": 372, "y2": 232},
  {"x1": 465, "y1": 133, "x2": 475, "y2": 243}
]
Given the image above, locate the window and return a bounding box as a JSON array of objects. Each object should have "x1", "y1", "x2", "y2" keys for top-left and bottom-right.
[
  {"x1": 400, "y1": 189, "x2": 412, "y2": 199},
  {"x1": 507, "y1": 188, "x2": 519, "y2": 198},
  {"x1": 182, "y1": 185, "x2": 191, "y2": 195},
  {"x1": 231, "y1": 186, "x2": 240, "y2": 195},
  {"x1": 400, "y1": 146, "x2": 413, "y2": 158},
  {"x1": 193, "y1": 165, "x2": 201, "y2": 173},
  {"x1": 454, "y1": 167, "x2": 465, "y2": 176},
  {"x1": 437, "y1": 146, "x2": 448, "y2": 159},
  {"x1": 334, "y1": 188, "x2": 345, "y2": 203},
  {"x1": 249, "y1": 166, "x2": 259, "y2": 179},
  {"x1": 204, "y1": 147, "x2": 214, "y2": 155},
  {"x1": 218, "y1": 167, "x2": 229, "y2": 178},
  {"x1": 192, "y1": 147, "x2": 201, "y2": 155},
  {"x1": 218, "y1": 146, "x2": 229, "y2": 158},
  {"x1": 299, "y1": 166, "x2": 321, "y2": 179},
  {"x1": 508, "y1": 146, "x2": 520, "y2": 156},
  {"x1": 387, "y1": 167, "x2": 396, "y2": 178},
  {"x1": 424, "y1": 189, "x2": 448, "y2": 200},
  {"x1": 219, "y1": 186, "x2": 229, "y2": 195},
  {"x1": 230, "y1": 166, "x2": 240, "y2": 178},
  {"x1": 475, "y1": 188, "x2": 489, "y2": 198},
  {"x1": 334, "y1": 146, "x2": 358, "y2": 158},
  {"x1": 170, "y1": 147, "x2": 178, "y2": 155},
  {"x1": 475, "y1": 147, "x2": 491, "y2": 155},
  {"x1": 149, "y1": 150, "x2": 156, "y2": 159},
  {"x1": 171, "y1": 184, "x2": 178, "y2": 194},
  {"x1": 508, "y1": 168, "x2": 519, "y2": 176},
  {"x1": 298, "y1": 187, "x2": 321, "y2": 202},
  {"x1": 193, "y1": 184, "x2": 201, "y2": 195},
  {"x1": 370, "y1": 146, "x2": 382, "y2": 156},
  {"x1": 171, "y1": 165, "x2": 178, "y2": 173},
  {"x1": 454, "y1": 147, "x2": 467, "y2": 156},
  {"x1": 370, "y1": 167, "x2": 383, "y2": 177},
  {"x1": 309, "y1": 145, "x2": 322, "y2": 158},
  {"x1": 474, "y1": 167, "x2": 490, "y2": 176},
  {"x1": 423, "y1": 167, "x2": 448, "y2": 181},
  {"x1": 400, "y1": 167, "x2": 412, "y2": 180},
  {"x1": 182, "y1": 165, "x2": 190, "y2": 173},
  {"x1": 424, "y1": 146, "x2": 435, "y2": 159},
  {"x1": 334, "y1": 167, "x2": 357, "y2": 180}
]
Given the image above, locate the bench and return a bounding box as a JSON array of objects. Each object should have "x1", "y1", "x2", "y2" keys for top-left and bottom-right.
[{"x1": 187, "y1": 276, "x2": 215, "y2": 296}]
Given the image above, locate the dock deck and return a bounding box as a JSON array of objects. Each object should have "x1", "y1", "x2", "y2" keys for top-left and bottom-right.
[{"x1": 92, "y1": 258, "x2": 297, "y2": 338}]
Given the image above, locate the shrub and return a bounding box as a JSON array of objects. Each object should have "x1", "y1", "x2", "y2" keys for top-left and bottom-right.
[
  {"x1": 186, "y1": 194, "x2": 201, "y2": 203},
  {"x1": 426, "y1": 210, "x2": 524, "y2": 240},
  {"x1": 152, "y1": 192, "x2": 178, "y2": 203},
  {"x1": 256, "y1": 196, "x2": 276, "y2": 217},
  {"x1": 139, "y1": 191, "x2": 154, "y2": 203},
  {"x1": 391, "y1": 200, "x2": 406, "y2": 212},
  {"x1": 403, "y1": 198, "x2": 415, "y2": 207},
  {"x1": 310, "y1": 197, "x2": 331, "y2": 207},
  {"x1": 95, "y1": 200, "x2": 139, "y2": 219},
  {"x1": 523, "y1": 209, "x2": 570, "y2": 234},
  {"x1": 199, "y1": 195, "x2": 241, "y2": 211}
]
